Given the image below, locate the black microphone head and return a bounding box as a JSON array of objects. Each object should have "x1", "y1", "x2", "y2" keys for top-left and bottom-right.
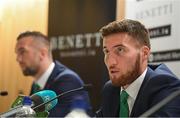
[
  {"x1": 30, "y1": 90, "x2": 57, "y2": 112},
  {"x1": 30, "y1": 94, "x2": 45, "y2": 112},
  {"x1": 0, "y1": 91, "x2": 8, "y2": 96}
]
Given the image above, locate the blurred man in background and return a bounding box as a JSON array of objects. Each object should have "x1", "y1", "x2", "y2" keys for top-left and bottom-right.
[{"x1": 15, "y1": 31, "x2": 92, "y2": 117}]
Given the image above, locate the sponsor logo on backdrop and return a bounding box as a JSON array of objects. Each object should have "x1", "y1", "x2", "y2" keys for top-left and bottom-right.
[
  {"x1": 50, "y1": 32, "x2": 101, "y2": 57},
  {"x1": 149, "y1": 24, "x2": 171, "y2": 39},
  {"x1": 135, "y1": 2, "x2": 172, "y2": 20},
  {"x1": 149, "y1": 49, "x2": 180, "y2": 62}
]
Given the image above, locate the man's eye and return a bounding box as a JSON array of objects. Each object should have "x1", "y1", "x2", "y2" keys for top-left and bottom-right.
[
  {"x1": 115, "y1": 47, "x2": 124, "y2": 55},
  {"x1": 117, "y1": 48, "x2": 124, "y2": 52},
  {"x1": 117, "y1": 47, "x2": 123, "y2": 52}
]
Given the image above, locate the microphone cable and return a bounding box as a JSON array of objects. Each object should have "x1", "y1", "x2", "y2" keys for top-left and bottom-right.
[{"x1": 32, "y1": 84, "x2": 92, "y2": 111}]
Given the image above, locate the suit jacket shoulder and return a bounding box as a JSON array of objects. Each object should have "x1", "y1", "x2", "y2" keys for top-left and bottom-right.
[
  {"x1": 96, "y1": 80, "x2": 120, "y2": 117},
  {"x1": 45, "y1": 61, "x2": 83, "y2": 90},
  {"x1": 44, "y1": 61, "x2": 92, "y2": 117},
  {"x1": 131, "y1": 64, "x2": 180, "y2": 117}
]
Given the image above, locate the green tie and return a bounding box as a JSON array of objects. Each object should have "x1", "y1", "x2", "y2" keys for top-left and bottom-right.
[
  {"x1": 120, "y1": 90, "x2": 129, "y2": 117},
  {"x1": 32, "y1": 83, "x2": 41, "y2": 94}
]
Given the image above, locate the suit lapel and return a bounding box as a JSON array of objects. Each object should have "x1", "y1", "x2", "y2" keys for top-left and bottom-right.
[
  {"x1": 130, "y1": 67, "x2": 154, "y2": 116},
  {"x1": 111, "y1": 87, "x2": 120, "y2": 117},
  {"x1": 44, "y1": 61, "x2": 65, "y2": 89},
  {"x1": 105, "y1": 84, "x2": 120, "y2": 117}
]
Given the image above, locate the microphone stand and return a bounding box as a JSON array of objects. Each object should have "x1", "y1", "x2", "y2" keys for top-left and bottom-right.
[
  {"x1": 32, "y1": 84, "x2": 91, "y2": 111},
  {"x1": 140, "y1": 89, "x2": 180, "y2": 117}
]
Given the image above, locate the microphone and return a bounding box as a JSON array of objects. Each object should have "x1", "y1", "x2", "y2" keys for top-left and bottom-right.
[
  {"x1": 30, "y1": 90, "x2": 58, "y2": 112},
  {"x1": 32, "y1": 84, "x2": 92, "y2": 111},
  {"x1": 140, "y1": 89, "x2": 180, "y2": 117},
  {"x1": 0, "y1": 90, "x2": 57, "y2": 117},
  {"x1": 0, "y1": 84, "x2": 91, "y2": 117},
  {"x1": 0, "y1": 91, "x2": 8, "y2": 96}
]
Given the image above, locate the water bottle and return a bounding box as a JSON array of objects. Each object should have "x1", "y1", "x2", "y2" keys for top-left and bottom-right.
[
  {"x1": 65, "y1": 108, "x2": 90, "y2": 118},
  {"x1": 65, "y1": 97, "x2": 90, "y2": 118},
  {"x1": 15, "y1": 96, "x2": 36, "y2": 118}
]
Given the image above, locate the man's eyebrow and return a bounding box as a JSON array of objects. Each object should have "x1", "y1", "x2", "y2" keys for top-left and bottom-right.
[
  {"x1": 103, "y1": 44, "x2": 125, "y2": 49},
  {"x1": 113, "y1": 44, "x2": 124, "y2": 48},
  {"x1": 16, "y1": 47, "x2": 25, "y2": 52}
]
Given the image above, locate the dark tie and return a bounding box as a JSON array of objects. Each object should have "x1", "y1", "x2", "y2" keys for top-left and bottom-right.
[{"x1": 120, "y1": 90, "x2": 129, "y2": 117}]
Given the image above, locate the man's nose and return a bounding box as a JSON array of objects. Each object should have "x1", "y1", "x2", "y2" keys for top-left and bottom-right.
[
  {"x1": 16, "y1": 55, "x2": 22, "y2": 62},
  {"x1": 107, "y1": 55, "x2": 117, "y2": 68}
]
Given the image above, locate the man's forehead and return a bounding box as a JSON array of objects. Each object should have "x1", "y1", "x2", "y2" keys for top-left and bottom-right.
[
  {"x1": 18, "y1": 36, "x2": 34, "y2": 43},
  {"x1": 103, "y1": 33, "x2": 138, "y2": 49},
  {"x1": 17, "y1": 37, "x2": 34, "y2": 46},
  {"x1": 15, "y1": 37, "x2": 33, "y2": 50},
  {"x1": 103, "y1": 38, "x2": 127, "y2": 49}
]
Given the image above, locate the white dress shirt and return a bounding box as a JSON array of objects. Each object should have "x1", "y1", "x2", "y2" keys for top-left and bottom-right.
[
  {"x1": 36, "y1": 62, "x2": 55, "y2": 89},
  {"x1": 121, "y1": 68, "x2": 147, "y2": 116}
]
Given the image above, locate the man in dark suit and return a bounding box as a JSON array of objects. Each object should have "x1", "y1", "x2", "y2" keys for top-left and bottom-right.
[
  {"x1": 15, "y1": 31, "x2": 92, "y2": 117},
  {"x1": 96, "y1": 19, "x2": 180, "y2": 117}
]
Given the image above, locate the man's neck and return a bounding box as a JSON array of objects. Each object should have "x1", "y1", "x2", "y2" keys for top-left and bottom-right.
[{"x1": 34, "y1": 59, "x2": 53, "y2": 80}]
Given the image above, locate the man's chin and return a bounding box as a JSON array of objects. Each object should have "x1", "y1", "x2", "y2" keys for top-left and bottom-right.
[
  {"x1": 111, "y1": 80, "x2": 122, "y2": 87},
  {"x1": 110, "y1": 77, "x2": 127, "y2": 87}
]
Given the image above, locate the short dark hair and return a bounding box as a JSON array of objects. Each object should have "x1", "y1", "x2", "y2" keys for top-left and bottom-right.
[
  {"x1": 17, "y1": 31, "x2": 50, "y2": 48},
  {"x1": 99, "y1": 19, "x2": 150, "y2": 48}
]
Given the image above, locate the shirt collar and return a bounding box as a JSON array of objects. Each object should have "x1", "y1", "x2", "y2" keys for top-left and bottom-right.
[
  {"x1": 121, "y1": 68, "x2": 147, "y2": 100},
  {"x1": 36, "y1": 62, "x2": 55, "y2": 89}
]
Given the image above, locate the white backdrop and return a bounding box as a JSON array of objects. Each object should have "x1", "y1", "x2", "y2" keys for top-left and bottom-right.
[{"x1": 125, "y1": 0, "x2": 180, "y2": 78}]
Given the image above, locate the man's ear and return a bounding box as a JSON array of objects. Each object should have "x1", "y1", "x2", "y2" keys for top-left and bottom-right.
[
  {"x1": 39, "y1": 47, "x2": 48, "y2": 60},
  {"x1": 141, "y1": 46, "x2": 150, "y2": 61}
]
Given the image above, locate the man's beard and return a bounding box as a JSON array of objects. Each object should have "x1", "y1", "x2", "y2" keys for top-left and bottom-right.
[
  {"x1": 111, "y1": 54, "x2": 141, "y2": 87},
  {"x1": 23, "y1": 67, "x2": 37, "y2": 76}
]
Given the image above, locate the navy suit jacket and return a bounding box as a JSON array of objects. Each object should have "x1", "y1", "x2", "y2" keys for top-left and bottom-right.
[
  {"x1": 96, "y1": 64, "x2": 180, "y2": 117},
  {"x1": 31, "y1": 61, "x2": 92, "y2": 117}
]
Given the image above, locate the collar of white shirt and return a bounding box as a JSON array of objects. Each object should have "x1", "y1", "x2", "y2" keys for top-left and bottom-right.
[
  {"x1": 121, "y1": 68, "x2": 147, "y2": 115},
  {"x1": 35, "y1": 62, "x2": 55, "y2": 89}
]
